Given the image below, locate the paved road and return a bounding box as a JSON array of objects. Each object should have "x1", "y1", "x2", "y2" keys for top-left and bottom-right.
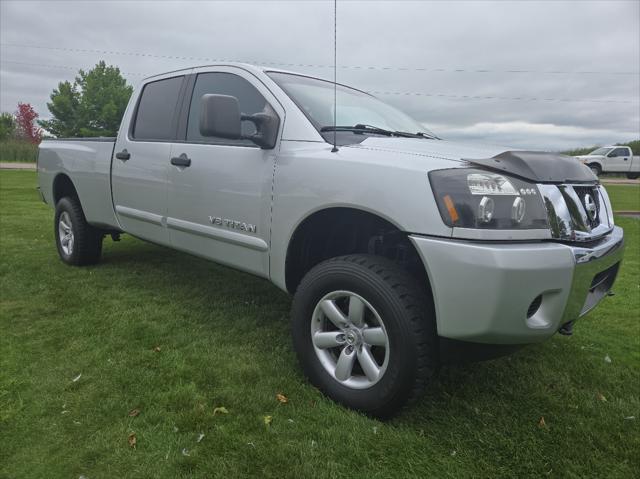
[
  {"x1": 601, "y1": 178, "x2": 640, "y2": 185},
  {"x1": 0, "y1": 162, "x2": 36, "y2": 170}
]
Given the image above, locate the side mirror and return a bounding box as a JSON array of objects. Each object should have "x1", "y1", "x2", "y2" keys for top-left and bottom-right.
[
  {"x1": 199, "y1": 94, "x2": 279, "y2": 149},
  {"x1": 199, "y1": 94, "x2": 242, "y2": 139},
  {"x1": 242, "y1": 103, "x2": 280, "y2": 149}
]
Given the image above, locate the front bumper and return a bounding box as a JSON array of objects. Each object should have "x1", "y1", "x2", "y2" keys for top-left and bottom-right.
[{"x1": 410, "y1": 226, "x2": 624, "y2": 344}]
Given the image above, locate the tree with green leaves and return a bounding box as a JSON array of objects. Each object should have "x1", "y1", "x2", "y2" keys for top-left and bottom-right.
[
  {"x1": 39, "y1": 61, "x2": 133, "y2": 137},
  {"x1": 0, "y1": 112, "x2": 16, "y2": 140}
]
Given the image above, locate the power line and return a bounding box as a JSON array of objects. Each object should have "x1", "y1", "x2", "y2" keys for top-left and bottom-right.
[
  {"x1": 368, "y1": 90, "x2": 637, "y2": 104},
  {"x1": 2, "y1": 42, "x2": 639, "y2": 76},
  {"x1": 0, "y1": 60, "x2": 148, "y2": 76},
  {"x1": 1, "y1": 60, "x2": 637, "y2": 105}
]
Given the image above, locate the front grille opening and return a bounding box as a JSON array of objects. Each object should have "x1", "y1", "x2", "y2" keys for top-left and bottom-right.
[
  {"x1": 590, "y1": 262, "x2": 620, "y2": 292},
  {"x1": 527, "y1": 295, "x2": 543, "y2": 318},
  {"x1": 580, "y1": 262, "x2": 621, "y2": 316}
]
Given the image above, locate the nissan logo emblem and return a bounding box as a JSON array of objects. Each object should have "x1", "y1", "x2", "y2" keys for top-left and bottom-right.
[{"x1": 584, "y1": 194, "x2": 597, "y2": 221}]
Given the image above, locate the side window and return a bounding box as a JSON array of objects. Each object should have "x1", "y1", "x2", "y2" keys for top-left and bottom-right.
[
  {"x1": 132, "y1": 76, "x2": 184, "y2": 140},
  {"x1": 186, "y1": 73, "x2": 268, "y2": 146},
  {"x1": 611, "y1": 148, "x2": 628, "y2": 157}
]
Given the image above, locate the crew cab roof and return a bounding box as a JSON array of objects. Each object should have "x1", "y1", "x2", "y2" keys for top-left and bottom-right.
[{"x1": 141, "y1": 62, "x2": 317, "y2": 83}]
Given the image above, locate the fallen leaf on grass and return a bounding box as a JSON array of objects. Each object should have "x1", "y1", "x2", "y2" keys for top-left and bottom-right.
[
  {"x1": 264, "y1": 415, "x2": 272, "y2": 427},
  {"x1": 538, "y1": 417, "x2": 548, "y2": 429},
  {"x1": 181, "y1": 448, "x2": 190, "y2": 457},
  {"x1": 604, "y1": 354, "x2": 612, "y2": 363},
  {"x1": 128, "y1": 433, "x2": 137, "y2": 449},
  {"x1": 128, "y1": 408, "x2": 141, "y2": 417},
  {"x1": 153, "y1": 345, "x2": 161, "y2": 352},
  {"x1": 72, "y1": 374, "x2": 82, "y2": 382},
  {"x1": 276, "y1": 393, "x2": 289, "y2": 404},
  {"x1": 596, "y1": 392, "x2": 607, "y2": 402},
  {"x1": 213, "y1": 406, "x2": 229, "y2": 415},
  {"x1": 197, "y1": 433, "x2": 205, "y2": 443},
  {"x1": 624, "y1": 416, "x2": 635, "y2": 420}
]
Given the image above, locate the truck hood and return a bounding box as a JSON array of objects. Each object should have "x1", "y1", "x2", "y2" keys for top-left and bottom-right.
[{"x1": 345, "y1": 137, "x2": 596, "y2": 183}]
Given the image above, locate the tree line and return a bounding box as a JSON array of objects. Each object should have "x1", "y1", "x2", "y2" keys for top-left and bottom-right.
[{"x1": 1, "y1": 61, "x2": 132, "y2": 145}]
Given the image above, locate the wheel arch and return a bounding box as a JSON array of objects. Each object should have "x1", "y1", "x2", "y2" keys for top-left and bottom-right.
[
  {"x1": 586, "y1": 160, "x2": 603, "y2": 170},
  {"x1": 283, "y1": 206, "x2": 433, "y2": 299},
  {"x1": 52, "y1": 173, "x2": 80, "y2": 205}
]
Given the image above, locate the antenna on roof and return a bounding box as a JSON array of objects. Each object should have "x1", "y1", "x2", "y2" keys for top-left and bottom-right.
[{"x1": 331, "y1": 0, "x2": 339, "y2": 153}]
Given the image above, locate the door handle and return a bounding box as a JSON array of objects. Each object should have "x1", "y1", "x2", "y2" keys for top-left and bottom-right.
[
  {"x1": 115, "y1": 149, "x2": 130, "y2": 161},
  {"x1": 170, "y1": 153, "x2": 191, "y2": 167}
]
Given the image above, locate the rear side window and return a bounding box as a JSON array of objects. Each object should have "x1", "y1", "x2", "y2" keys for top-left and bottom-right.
[
  {"x1": 132, "y1": 76, "x2": 184, "y2": 140},
  {"x1": 186, "y1": 73, "x2": 267, "y2": 146}
]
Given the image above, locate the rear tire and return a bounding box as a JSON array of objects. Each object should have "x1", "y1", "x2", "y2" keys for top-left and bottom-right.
[
  {"x1": 291, "y1": 254, "x2": 437, "y2": 418},
  {"x1": 588, "y1": 164, "x2": 601, "y2": 177},
  {"x1": 626, "y1": 173, "x2": 639, "y2": 180},
  {"x1": 54, "y1": 196, "x2": 103, "y2": 266}
]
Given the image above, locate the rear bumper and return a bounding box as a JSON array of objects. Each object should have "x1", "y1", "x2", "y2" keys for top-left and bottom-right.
[{"x1": 410, "y1": 226, "x2": 624, "y2": 345}]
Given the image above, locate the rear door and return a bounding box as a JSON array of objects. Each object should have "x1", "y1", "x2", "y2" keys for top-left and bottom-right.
[
  {"x1": 112, "y1": 74, "x2": 187, "y2": 245},
  {"x1": 166, "y1": 67, "x2": 284, "y2": 277}
]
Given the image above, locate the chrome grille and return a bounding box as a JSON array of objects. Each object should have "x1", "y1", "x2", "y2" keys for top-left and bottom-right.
[{"x1": 537, "y1": 184, "x2": 612, "y2": 242}]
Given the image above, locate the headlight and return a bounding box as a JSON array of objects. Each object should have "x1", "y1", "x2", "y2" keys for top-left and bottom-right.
[{"x1": 429, "y1": 168, "x2": 549, "y2": 230}]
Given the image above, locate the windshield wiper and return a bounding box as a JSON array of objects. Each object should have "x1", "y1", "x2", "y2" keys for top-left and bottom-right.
[{"x1": 320, "y1": 124, "x2": 425, "y2": 138}]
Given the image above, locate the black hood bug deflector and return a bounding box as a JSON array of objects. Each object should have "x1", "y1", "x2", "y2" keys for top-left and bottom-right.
[{"x1": 466, "y1": 151, "x2": 597, "y2": 183}]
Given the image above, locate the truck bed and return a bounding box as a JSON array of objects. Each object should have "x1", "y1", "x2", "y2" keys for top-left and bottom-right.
[{"x1": 37, "y1": 137, "x2": 120, "y2": 230}]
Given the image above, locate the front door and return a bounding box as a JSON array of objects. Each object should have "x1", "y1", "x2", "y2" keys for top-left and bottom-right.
[
  {"x1": 166, "y1": 69, "x2": 283, "y2": 277},
  {"x1": 112, "y1": 75, "x2": 186, "y2": 245},
  {"x1": 606, "y1": 147, "x2": 631, "y2": 172}
]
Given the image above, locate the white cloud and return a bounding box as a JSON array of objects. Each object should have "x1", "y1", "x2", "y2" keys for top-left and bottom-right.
[
  {"x1": 431, "y1": 121, "x2": 638, "y2": 151},
  {"x1": 0, "y1": 0, "x2": 638, "y2": 149}
]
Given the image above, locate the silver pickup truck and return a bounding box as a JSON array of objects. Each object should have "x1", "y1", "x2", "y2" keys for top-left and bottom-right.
[{"x1": 38, "y1": 63, "x2": 625, "y2": 417}]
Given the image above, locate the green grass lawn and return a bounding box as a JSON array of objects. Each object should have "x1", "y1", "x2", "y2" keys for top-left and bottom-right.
[
  {"x1": 1, "y1": 170, "x2": 638, "y2": 478},
  {"x1": 606, "y1": 184, "x2": 640, "y2": 211}
]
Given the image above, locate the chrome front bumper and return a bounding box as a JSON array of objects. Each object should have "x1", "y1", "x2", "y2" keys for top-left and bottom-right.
[{"x1": 410, "y1": 226, "x2": 624, "y2": 345}]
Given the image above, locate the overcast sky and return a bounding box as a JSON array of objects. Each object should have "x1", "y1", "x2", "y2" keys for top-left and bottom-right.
[{"x1": 1, "y1": 0, "x2": 638, "y2": 151}]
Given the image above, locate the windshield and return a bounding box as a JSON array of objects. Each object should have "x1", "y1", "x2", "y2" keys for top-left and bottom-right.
[
  {"x1": 267, "y1": 72, "x2": 435, "y2": 143},
  {"x1": 589, "y1": 147, "x2": 612, "y2": 155}
]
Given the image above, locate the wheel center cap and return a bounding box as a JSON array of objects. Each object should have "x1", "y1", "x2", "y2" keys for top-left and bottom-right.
[{"x1": 345, "y1": 331, "x2": 359, "y2": 345}]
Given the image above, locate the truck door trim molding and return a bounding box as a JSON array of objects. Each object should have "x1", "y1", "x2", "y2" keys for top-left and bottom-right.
[
  {"x1": 115, "y1": 205, "x2": 163, "y2": 226},
  {"x1": 166, "y1": 217, "x2": 268, "y2": 252}
]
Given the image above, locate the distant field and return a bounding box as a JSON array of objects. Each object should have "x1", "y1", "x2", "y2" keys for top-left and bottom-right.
[{"x1": 1, "y1": 170, "x2": 639, "y2": 478}]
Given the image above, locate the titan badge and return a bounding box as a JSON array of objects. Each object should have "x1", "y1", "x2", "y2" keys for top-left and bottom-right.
[{"x1": 208, "y1": 215, "x2": 257, "y2": 233}]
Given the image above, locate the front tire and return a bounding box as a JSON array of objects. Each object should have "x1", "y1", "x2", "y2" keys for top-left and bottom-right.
[
  {"x1": 291, "y1": 255, "x2": 437, "y2": 418},
  {"x1": 588, "y1": 164, "x2": 602, "y2": 177},
  {"x1": 626, "y1": 172, "x2": 639, "y2": 180},
  {"x1": 54, "y1": 196, "x2": 103, "y2": 265}
]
